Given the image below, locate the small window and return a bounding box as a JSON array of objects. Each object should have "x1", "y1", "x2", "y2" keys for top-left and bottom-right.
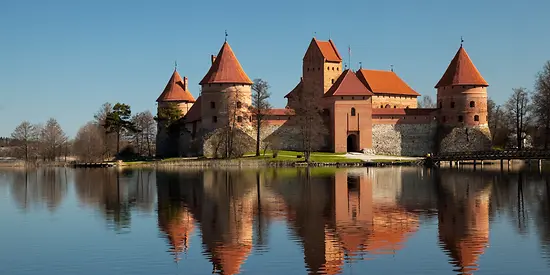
[
  {"x1": 337, "y1": 67, "x2": 339, "y2": 71},
  {"x1": 318, "y1": 67, "x2": 321, "y2": 70},
  {"x1": 351, "y1": 108, "x2": 356, "y2": 116},
  {"x1": 307, "y1": 68, "x2": 310, "y2": 72},
  {"x1": 331, "y1": 79, "x2": 335, "y2": 84},
  {"x1": 351, "y1": 97, "x2": 354, "y2": 100},
  {"x1": 362, "y1": 97, "x2": 365, "y2": 99},
  {"x1": 327, "y1": 66, "x2": 330, "y2": 70},
  {"x1": 442, "y1": 116, "x2": 446, "y2": 122},
  {"x1": 451, "y1": 102, "x2": 455, "y2": 108},
  {"x1": 237, "y1": 116, "x2": 243, "y2": 122},
  {"x1": 332, "y1": 67, "x2": 335, "y2": 70},
  {"x1": 458, "y1": 115, "x2": 464, "y2": 122},
  {"x1": 393, "y1": 105, "x2": 396, "y2": 108},
  {"x1": 210, "y1": 102, "x2": 216, "y2": 109},
  {"x1": 237, "y1": 101, "x2": 242, "y2": 108},
  {"x1": 470, "y1": 101, "x2": 475, "y2": 108},
  {"x1": 341, "y1": 97, "x2": 344, "y2": 100},
  {"x1": 385, "y1": 104, "x2": 391, "y2": 108},
  {"x1": 474, "y1": 115, "x2": 479, "y2": 121},
  {"x1": 380, "y1": 105, "x2": 383, "y2": 108},
  {"x1": 439, "y1": 102, "x2": 442, "y2": 108},
  {"x1": 212, "y1": 116, "x2": 218, "y2": 123}
]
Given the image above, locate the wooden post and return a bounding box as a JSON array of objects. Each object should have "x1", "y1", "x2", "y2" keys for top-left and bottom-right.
[
  {"x1": 450, "y1": 161, "x2": 453, "y2": 168},
  {"x1": 500, "y1": 159, "x2": 504, "y2": 170}
]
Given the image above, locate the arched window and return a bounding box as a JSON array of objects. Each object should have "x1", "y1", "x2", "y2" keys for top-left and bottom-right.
[
  {"x1": 393, "y1": 105, "x2": 397, "y2": 108},
  {"x1": 332, "y1": 67, "x2": 335, "y2": 70},
  {"x1": 236, "y1": 101, "x2": 242, "y2": 108},
  {"x1": 327, "y1": 66, "x2": 330, "y2": 70},
  {"x1": 351, "y1": 108, "x2": 356, "y2": 116},
  {"x1": 451, "y1": 102, "x2": 455, "y2": 108},
  {"x1": 474, "y1": 115, "x2": 479, "y2": 121},
  {"x1": 385, "y1": 104, "x2": 391, "y2": 108},
  {"x1": 458, "y1": 115, "x2": 464, "y2": 122},
  {"x1": 470, "y1": 101, "x2": 475, "y2": 107},
  {"x1": 380, "y1": 105, "x2": 383, "y2": 108}
]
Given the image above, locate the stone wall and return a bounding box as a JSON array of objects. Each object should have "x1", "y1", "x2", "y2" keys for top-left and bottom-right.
[
  {"x1": 438, "y1": 125, "x2": 492, "y2": 153},
  {"x1": 372, "y1": 122, "x2": 437, "y2": 156}
]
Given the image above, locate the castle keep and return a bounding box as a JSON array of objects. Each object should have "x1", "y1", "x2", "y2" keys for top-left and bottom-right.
[{"x1": 156, "y1": 38, "x2": 491, "y2": 157}]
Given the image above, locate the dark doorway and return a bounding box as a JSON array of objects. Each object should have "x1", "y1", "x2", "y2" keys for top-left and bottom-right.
[{"x1": 347, "y1": 134, "x2": 358, "y2": 152}]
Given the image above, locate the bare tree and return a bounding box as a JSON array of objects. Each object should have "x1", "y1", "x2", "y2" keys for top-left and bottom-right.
[
  {"x1": 251, "y1": 79, "x2": 272, "y2": 156},
  {"x1": 487, "y1": 98, "x2": 508, "y2": 147},
  {"x1": 505, "y1": 88, "x2": 532, "y2": 150},
  {"x1": 131, "y1": 111, "x2": 156, "y2": 157},
  {"x1": 73, "y1": 121, "x2": 104, "y2": 162},
  {"x1": 10, "y1": 121, "x2": 39, "y2": 161},
  {"x1": 533, "y1": 61, "x2": 550, "y2": 149},
  {"x1": 39, "y1": 118, "x2": 68, "y2": 161},
  {"x1": 293, "y1": 86, "x2": 328, "y2": 162},
  {"x1": 418, "y1": 95, "x2": 436, "y2": 108}
]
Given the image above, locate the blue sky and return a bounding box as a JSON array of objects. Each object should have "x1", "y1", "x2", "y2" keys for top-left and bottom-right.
[{"x1": 1, "y1": 0, "x2": 549, "y2": 138}]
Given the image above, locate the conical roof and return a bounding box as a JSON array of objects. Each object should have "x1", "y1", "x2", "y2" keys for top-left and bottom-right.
[
  {"x1": 199, "y1": 42, "x2": 253, "y2": 85},
  {"x1": 156, "y1": 70, "x2": 196, "y2": 102},
  {"x1": 435, "y1": 46, "x2": 488, "y2": 88}
]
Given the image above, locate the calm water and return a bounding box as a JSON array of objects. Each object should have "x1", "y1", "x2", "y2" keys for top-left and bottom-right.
[{"x1": 0, "y1": 167, "x2": 549, "y2": 275}]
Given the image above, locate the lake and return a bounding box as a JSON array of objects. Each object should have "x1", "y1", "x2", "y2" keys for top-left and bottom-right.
[{"x1": 0, "y1": 166, "x2": 549, "y2": 275}]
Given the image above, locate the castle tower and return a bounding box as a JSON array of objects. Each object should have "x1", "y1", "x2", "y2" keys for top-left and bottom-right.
[
  {"x1": 435, "y1": 44, "x2": 491, "y2": 152},
  {"x1": 302, "y1": 38, "x2": 343, "y2": 98},
  {"x1": 199, "y1": 41, "x2": 253, "y2": 132},
  {"x1": 436, "y1": 45, "x2": 489, "y2": 127},
  {"x1": 156, "y1": 69, "x2": 196, "y2": 157}
]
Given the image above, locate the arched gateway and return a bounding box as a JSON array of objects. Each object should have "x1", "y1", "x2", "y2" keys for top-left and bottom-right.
[{"x1": 347, "y1": 134, "x2": 358, "y2": 152}]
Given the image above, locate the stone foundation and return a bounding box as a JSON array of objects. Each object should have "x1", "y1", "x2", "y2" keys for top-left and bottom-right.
[
  {"x1": 372, "y1": 123, "x2": 437, "y2": 156},
  {"x1": 438, "y1": 125, "x2": 492, "y2": 153}
]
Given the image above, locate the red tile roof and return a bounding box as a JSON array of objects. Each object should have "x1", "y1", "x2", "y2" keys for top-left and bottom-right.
[
  {"x1": 199, "y1": 42, "x2": 253, "y2": 85},
  {"x1": 284, "y1": 79, "x2": 303, "y2": 98},
  {"x1": 314, "y1": 38, "x2": 342, "y2": 62},
  {"x1": 372, "y1": 108, "x2": 437, "y2": 116},
  {"x1": 265, "y1": 108, "x2": 294, "y2": 116},
  {"x1": 183, "y1": 96, "x2": 202, "y2": 122},
  {"x1": 156, "y1": 70, "x2": 196, "y2": 102},
  {"x1": 324, "y1": 69, "x2": 373, "y2": 97},
  {"x1": 435, "y1": 46, "x2": 488, "y2": 88},
  {"x1": 356, "y1": 69, "x2": 420, "y2": 96}
]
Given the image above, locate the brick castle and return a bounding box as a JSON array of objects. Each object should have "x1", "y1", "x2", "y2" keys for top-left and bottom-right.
[{"x1": 155, "y1": 38, "x2": 492, "y2": 157}]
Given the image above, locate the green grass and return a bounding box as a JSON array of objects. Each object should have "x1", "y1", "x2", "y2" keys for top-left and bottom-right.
[
  {"x1": 370, "y1": 159, "x2": 417, "y2": 163},
  {"x1": 241, "y1": 150, "x2": 361, "y2": 163}
]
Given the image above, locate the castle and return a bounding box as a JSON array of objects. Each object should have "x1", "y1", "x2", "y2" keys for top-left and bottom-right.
[{"x1": 155, "y1": 38, "x2": 492, "y2": 158}]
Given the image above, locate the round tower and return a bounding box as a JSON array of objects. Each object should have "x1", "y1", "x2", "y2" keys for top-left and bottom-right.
[
  {"x1": 436, "y1": 45, "x2": 489, "y2": 127},
  {"x1": 435, "y1": 43, "x2": 492, "y2": 152},
  {"x1": 199, "y1": 41, "x2": 253, "y2": 133},
  {"x1": 155, "y1": 69, "x2": 196, "y2": 157}
]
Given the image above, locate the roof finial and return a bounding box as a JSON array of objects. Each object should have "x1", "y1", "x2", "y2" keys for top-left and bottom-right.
[
  {"x1": 359, "y1": 61, "x2": 362, "y2": 69},
  {"x1": 461, "y1": 36, "x2": 464, "y2": 47},
  {"x1": 390, "y1": 64, "x2": 394, "y2": 72},
  {"x1": 174, "y1": 60, "x2": 177, "y2": 71},
  {"x1": 313, "y1": 31, "x2": 317, "y2": 38},
  {"x1": 225, "y1": 30, "x2": 228, "y2": 42},
  {"x1": 348, "y1": 45, "x2": 351, "y2": 71}
]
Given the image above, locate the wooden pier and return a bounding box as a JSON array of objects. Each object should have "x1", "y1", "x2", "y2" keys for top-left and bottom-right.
[
  {"x1": 72, "y1": 162, "x2": 117, "y2": 168},
  {"x1": 427, "y1": 150, "x2": 550, "y2": 170}
]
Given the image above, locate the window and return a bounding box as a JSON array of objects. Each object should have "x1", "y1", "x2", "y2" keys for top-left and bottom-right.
[
  {"x1": 332, "y1": 67, "x2": 335, "y2": 70},
  {"x1": 458, "y1": 115, "x2": 464, "y2": 122},
  {"x1": 393, "y1": 105, "x2": 396, "y2": 108},
  {"x1": 212, "y1": 116, "x2": 218, "y2": 123},
  {"x1": 351, "y1": 97, "x2": 354, "y2": 100},
  {"x1": 351, "y1": 108, "x2": 356, "y2": 116},
  {"x1": 307, "y1": 68, "x2": 309, "y2": 72},
  {"x1": 337, "y1": 67, "x2": 339, "y2": 71},
  {"x1": 210, "y1": 101, "x2": 215, "y2": 109},
  {"x1": 442, "y1": 116, "x2": 446, "y2": 122},
  {"x1": 380, "y1": 105, "x2": 383, "y2": 108},
  {"x1": 470, "y1": 101, "x2": 475, "y2": 107},
  {"x1": 331, "y1": 79, "x2": 335, "y2": 84},
  {"x1": 385, "y1": 104, "x2": 391, "y2": 108},
  {"x1": 237, "y1": 101, "x2": 242, "y2": 108},
  {"x1": 439, "y1": 102, "x2": 442, "y2": 108},
  {"x1": 451, "y1": 102, "x2": 455, "y2": 108},
  {"x1": 474, "y1": 115, "x2": 479, "y2": 121},
  {"x1": 237, "y1": 116, "x2": 243, "y2": 122}
]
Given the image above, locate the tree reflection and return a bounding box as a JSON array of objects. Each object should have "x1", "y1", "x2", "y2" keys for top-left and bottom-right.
[
  {"x1": 10, "y1": 168, "x2": 68, "y2": 212},
  {"x1": 74, "y1": 168, "x2": 156, "y2": 232}
]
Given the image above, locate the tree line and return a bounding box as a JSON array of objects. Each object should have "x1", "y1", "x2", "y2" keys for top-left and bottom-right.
[{"x1": 5, "y1": 103, "x2": 156, "y2": 162}]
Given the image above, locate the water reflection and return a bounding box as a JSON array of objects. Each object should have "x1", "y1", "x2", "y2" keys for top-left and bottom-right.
[
  {"x1": 9, "y1": 168, "x2": 69, "y2": 211},
  {"x1": 2, "y1": 167, "x2": 550, "y2": 274},
  {"x1": 74, "y1": 168, "x2": 156, "y2": 232}
]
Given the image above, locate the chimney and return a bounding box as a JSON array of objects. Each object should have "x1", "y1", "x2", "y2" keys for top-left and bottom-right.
[
  {"x1": 183, "y1": 76, "x2": 188, "y2": 91},
  {"x1": 211, "y1": 55, "x2": 217, "y2": 64}
]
